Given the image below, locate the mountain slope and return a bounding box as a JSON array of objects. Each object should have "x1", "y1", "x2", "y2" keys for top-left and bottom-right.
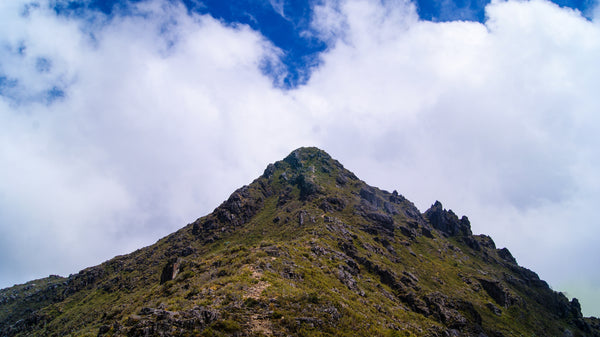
[{"x1": 1, "y1": 147, "x2": 598, "y2": 337}]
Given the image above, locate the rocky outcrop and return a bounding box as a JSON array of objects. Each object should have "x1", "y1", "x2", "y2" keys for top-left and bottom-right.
[
  {"x1": 477, "y1": 278, "x2": 519, "y2": 307},
  {"x1": 424, "y1": 201, "x2": 472, "y2": 237},
  {"x1": 191, "y1": 185, "x2": 265, "y2": 241},
  {"x1": 98, "y1": 306, "x2": 220, "y2": 337},
  {"x1": 215, "y1": 186, "x2": 263, "y2": 227},
  {"x1": 160, "y1": 258, "x2": 182, "y2": 284},
  {"x1": 497, "y1": 247, "x2": 517, "y2": 264}
]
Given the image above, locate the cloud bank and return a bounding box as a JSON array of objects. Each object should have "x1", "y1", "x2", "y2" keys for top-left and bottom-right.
[{"x1": 1, "y1": 0, "x2": 599, "y2": 315}]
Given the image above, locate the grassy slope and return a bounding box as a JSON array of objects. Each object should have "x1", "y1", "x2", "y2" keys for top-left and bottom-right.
[{"x1": 0, "y1": 147, "x2": 594, "y2": 336}]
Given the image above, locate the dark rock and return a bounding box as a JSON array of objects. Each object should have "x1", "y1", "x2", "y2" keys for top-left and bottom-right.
[
  {"x1": 281, "y1": 265, "x2": 303, "y2": 280},
  {"x1": 477, "y1": 235, "x2": 496, "y2": 249},
  {"x1": 424, "y1": 292, "x2": 467, "y2": 328},
  {"x1": 477, "y1": 279, "x2": 517, "y2": 307},
  {"x1": 283, "y1": 150, "x2": 303, "y2": 169},
  {"x1": 398, "y1": 225, "x2": 418, "y2": 239},
  {"x1": 160, "y1": 258, "x2": 182, "y2": 285},
  {"x1": 454, "y1": 299, "x2": 482, "y2": 327},
  {"x1": 366, "y1": 212, "x2": 394, "y2": 230},
  {"x1": 215, "y1": 186, "x2": 261, "y2": 227},
  {"x1": 346, "y1": 259, "x2": 360, "y2": 275},
  {"x1": 401, "y1": 291, "x2": 429, "y2": 315},
  {"x1": 401, "y1": 271, "x2": 419, "y2": 287},
  {"x1": 295, "y1": 174, "x2": 321, "y2": 200},
  {"x1": 319, "y1": 196, "x2": 347, "y2": 212},
  {"x1": 505, "y1": 264, "x2": 548, "y2": 288},
  {"x1": 497, "y1": 248, "x2": 517, "y2": 264},
  {"x1": 277, "y1": 187, "x2": 293, "y2": 207},
  {"x1": 461, "y1": 236, "x2": 481, "y2": 251},
  {"x1": 421, "y1": 227, "x2": 434, "y2": 238},
  {"x1": 63, "y1": 266, "x2": 106, "y2": 296},
  {"x1": 359, "y1": 187, "x2": 385, "y2": 210},
  {"x1": 571, "y1": 298, "x2": 583, "y2": 318},
  {"x1": 383, "y1": 201, "x2": 398, "y2": 215},
  {"x1": 424, "y1": 201, "x2": 472, "y2": 237},
  {"x1": 486, "y1": 302, "x2": 502, "y2": 315},
  {"x1": 263, "y1": 163, "x2": 276, "y2": 178},
  {"x1": 336, "y1": 174, "x2": 348, "y2": 186},
  {"x1": 337, "y1": 240, "x2": 407, "y2": 294}
]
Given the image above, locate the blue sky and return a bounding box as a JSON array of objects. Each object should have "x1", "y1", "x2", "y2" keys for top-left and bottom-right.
[
  {"x1": 1, "y1": 0, "x2": 600, "y2": 317},
  {"x1": 48, "y1": 0, "x2": 597, "y2": 87}
]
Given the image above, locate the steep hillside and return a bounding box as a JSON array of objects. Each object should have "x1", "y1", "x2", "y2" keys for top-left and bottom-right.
[{"x1": 1, "y1": 147, "x2": 598, "y2": 336}]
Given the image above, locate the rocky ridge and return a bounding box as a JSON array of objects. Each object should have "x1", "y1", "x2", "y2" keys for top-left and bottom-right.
[{"x1": 1, "y1": 147, "x2": 598, "y2": 336}]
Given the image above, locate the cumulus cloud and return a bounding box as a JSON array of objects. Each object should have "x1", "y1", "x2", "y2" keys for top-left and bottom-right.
[
  {"x1": 1, "y1": 0, "x2": 599, "y2": 316},
  {"x1": 0, "y1": 0, "x2": 313, "y2": 284},
  {"x1": 300, "y1": 0, "x2": 600, "y2": 314}
]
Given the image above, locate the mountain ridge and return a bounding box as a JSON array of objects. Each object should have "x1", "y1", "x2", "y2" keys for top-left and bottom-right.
[{"x1": 1, "y1": 147, "x2": 599, "y2": 336}]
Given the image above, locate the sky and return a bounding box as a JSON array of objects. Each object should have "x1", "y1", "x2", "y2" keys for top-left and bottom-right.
[{"x1": 1, "y1": 0, "x2": 599, "y2": 316}]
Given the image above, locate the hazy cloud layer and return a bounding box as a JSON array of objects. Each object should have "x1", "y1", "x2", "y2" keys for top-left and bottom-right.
[{"x1": 1, "y1": 0, "x2": 599, "y2": 315}]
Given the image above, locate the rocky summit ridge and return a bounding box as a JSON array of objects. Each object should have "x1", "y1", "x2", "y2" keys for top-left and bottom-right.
[{"x1": 1, "y1": 147, "x2": 599, "y2": 336}]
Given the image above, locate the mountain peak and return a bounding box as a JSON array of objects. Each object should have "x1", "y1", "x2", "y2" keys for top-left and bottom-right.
[
  {"x1": 264, "y1": 147, "x2": 344, "y2": 178},
  {"x1": 2, "y1": 149, "x2": 598, "y2": 337},
  {"x1": 283, "y1": 147, "x2": 332, "y2": 168}
]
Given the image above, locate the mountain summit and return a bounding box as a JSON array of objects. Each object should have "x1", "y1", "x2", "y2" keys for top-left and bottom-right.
[{"x1": 1, "y1": 147, "x2": 598, "y2": 336}]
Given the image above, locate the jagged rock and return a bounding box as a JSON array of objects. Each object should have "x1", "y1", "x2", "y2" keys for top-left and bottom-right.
[
  {"x1": 504, "y1": 264, "x2": 548, "y2": 288},
  {"x1": 424, "y1": 292, "x2": 467, "y2": 328},
  {"x1": 497, "y1": 247, "x2": 517, "y2": 264},
  {"x1": 160, "y1": 258, "x2": 182, "y2": 284},
  {"x1": 263, "y1": 163, "x2": 276, "y2": 178},
  {"x1": 319, "y1": 196, "x2": 346, "y2": 212},
  {"x1": 335, "y1": 173, "x2": 348, "y2": 186},
  {"x1": 283, "y1": 149, "x2": 303, "y2": 169},
  {"x1": 478, "y1": 278, "x2": 518, "y2": 307},
  {"x1": 476, "y1": 235, "x2": 496, "y2": 249},
  {"x1": 359, "y1": 187, "x2": 384, "y2": 210},
  {"x1": 398, "y1": 225, "x2": 418, "y2": 239},
  {"x1": 424, "y1": 201, "x2": 472, "y2": 237},
  {"x1": 571, "y1": 298, "x2": 583, "y2": 318},
  {"x1": 383, "y1": 201, "x2": 399, "y2": 215},
  {"x1": 421, "y1": 226, "x2": 434, "y2": 238},
  {"x1": 461, "y1": 236, "x2": 481, "y2": 251},
  {"x1": 215, "y1": 186, "x2": 262, "y2": 227},
  {"x1": 365, "y1": 212, "x2": 395, "y2": 231}
]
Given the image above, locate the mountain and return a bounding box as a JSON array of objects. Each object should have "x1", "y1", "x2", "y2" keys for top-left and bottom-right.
[{"x1": 1, "y1": 147, "x2": 599, "y2": 337}]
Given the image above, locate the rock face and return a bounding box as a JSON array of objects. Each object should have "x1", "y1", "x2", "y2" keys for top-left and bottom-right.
[
  {"x1": 1, "y1": 147, "x2": 597, "y2": 337},
  {"x1": 424, "y1": 201, "x2": 472, "y2": 237}
]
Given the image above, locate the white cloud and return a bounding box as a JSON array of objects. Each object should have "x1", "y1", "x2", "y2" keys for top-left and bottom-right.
[
  {"x1": 0, "y1": 0, "x2": 312, "y2": 284},
  {"x1": 300, "y1": 0, "x2": 600, "y2": 315},
  {"x1": 1, "y1": 0, "x2": 599, "y2": 316}
]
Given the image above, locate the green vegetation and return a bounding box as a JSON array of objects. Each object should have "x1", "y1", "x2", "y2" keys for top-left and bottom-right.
[{"x1": 1, "y1": 147, "x2": 597, "y2": 336}]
